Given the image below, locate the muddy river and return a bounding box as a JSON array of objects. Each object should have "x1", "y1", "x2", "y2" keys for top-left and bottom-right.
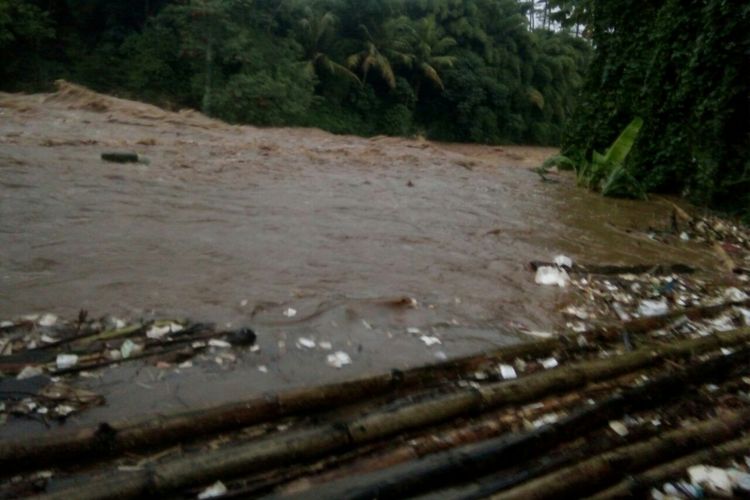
[{"x1": 0, "y1": 83, "x2": 721, "y2": 432}]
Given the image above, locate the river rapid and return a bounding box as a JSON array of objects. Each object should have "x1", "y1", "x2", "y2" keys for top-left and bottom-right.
[{"x1": 0, "y1": 83, "x2": 720, "y2": 430}]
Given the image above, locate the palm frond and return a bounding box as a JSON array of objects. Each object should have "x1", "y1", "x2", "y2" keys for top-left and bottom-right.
[
  {"x1": 527, "y1": 87, "x2": 545, "y2": 110},
  {"x1": 420, "y1": 62, "x2": 444, "y2": 90}
]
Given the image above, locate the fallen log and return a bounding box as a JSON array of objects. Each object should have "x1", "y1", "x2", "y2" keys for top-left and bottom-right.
[
  {"x1": 528, "y1": 261, "x2": 695, "y2": 275},
  {"x1": 493, "y1": 410, "x2": 750, "y2": 500},
  {"x1": 587, "y1": 433, "x2": 750, "y2": 499},
  {"x1": 34, "y1": 331, "x2": 750, "y2": 499},
  {"x1": 269, "y1": 346, "x2": 750, "y2": 500}
]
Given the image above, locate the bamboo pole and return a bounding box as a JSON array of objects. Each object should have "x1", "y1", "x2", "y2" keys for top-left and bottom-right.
[
  {"x1": 274, "y1": 346, "x2": 750, "y2": 500},
  {"x1": 587, "y1": 433, "x2": 750, "y2": 499},
  {"x1": 33, "y1": 332, "x2": 750, "y2": 500},
  {"x1": 0, "y1": 338, "x2": 568, "y2": 473},
  {"x1": 276, "y1": 392, "x2": 586, "y2": 495},
  {"x1": 494, "y1": 411, "x2": 750, "y2": 500},
  {"x1": 248, "y1": 378, "x2": 635, "y2": 496},
  {"x1": 5, "y1": 326, "x2": 747, "y2": 475}
]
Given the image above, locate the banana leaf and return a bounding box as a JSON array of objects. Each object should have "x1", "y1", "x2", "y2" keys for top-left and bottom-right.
[
  {"x1": 577, "y1": 117, "x2": 644, "y2": 194},
  {"x1": 602, "y1": 116, "x2": 643, "y2": 165}
]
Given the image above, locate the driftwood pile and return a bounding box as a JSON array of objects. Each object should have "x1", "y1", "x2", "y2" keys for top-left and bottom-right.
[{"x1": 1, "y1": 302, "x2": 749, "y2": 498}]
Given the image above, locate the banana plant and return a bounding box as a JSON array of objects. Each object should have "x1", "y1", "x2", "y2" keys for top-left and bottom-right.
[
  {"x1": 578, "y1": 116, "x2": 646, "y2": 198},
  {"x1": 539, "y1": 117, "x2": 646, "y2": 198}
]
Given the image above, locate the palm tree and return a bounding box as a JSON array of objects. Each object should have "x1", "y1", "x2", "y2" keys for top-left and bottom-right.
[
  {"x1": 388, "y1": 16, "x2": 457, "y2": 99},
  {"x1": 296, "y1": 7, "x2": 360, "y2": 86},
  {"x1": 346, "y1": 25, "x2": 396, "y2": 89}
]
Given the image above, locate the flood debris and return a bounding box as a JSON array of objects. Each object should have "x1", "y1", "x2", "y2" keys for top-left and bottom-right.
[
  {"x1": 687, "y1": 465, "x2": 734, "y2": 497},
  {"x1": 608, "y1": 420, "x2": 629, "y2": 437},
  {"x1": 197, "y1": 480, "x2": 227, "y2": 499},
  {"x1": 2, "y1": 212, "x2": 750, "y2": 497},
  {"x1": 419, "y1": 335, "x2": 441, "y2": 346},
  {"x1": 498, "y1": 363, "x2": 517, "y2": 380},
  {"x1": 528, "y1": 215, "x2": 750, "y2": 343},
  {"x1": 0, "y1": 313, "x2": 258, "y2": 425},
  {"x1": 55, "y1": 354, "x2": 78, "y2": 370},
  {"x1": 553, "y1": 255, "x2": 573, "y2": 268},
  {"x1": 638, "y1": 298, "x2": 669, "y2": 317},
  {"x1": 296, "y1": 337, "x2": 316, "y2": 349},
  {"x1": 535, "y1": 265, "x2": 569, "y2": 287},
  {"x1": 2, "y1": 325, "x2": 750, "y2": 498},
  {"x1": 326, "y1": 351, "x2": 351, "y2": 369},
  {"x1": 100, "y1": 151, "x2": 142, "y2": 163}
]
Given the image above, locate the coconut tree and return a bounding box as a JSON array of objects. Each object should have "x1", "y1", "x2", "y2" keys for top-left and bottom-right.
[
  {"x1": 296, "y1": 6, "x2": 360, "y2": 86},
  {"x1": 388, "y1": 15, "x2": 457, "y2": 99},
  {"x1": 346, "y1": 25, "x2": 396, "y2": 89}
]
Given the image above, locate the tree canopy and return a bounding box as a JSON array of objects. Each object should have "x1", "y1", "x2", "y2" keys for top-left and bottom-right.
[{"x1": 0, "y1": 0, "x2": 591, "y2": 146}]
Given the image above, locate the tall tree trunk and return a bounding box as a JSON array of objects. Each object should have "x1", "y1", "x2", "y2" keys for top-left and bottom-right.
[
  {"x1": 529, "y1": 2, "x2": 535, "y2": 30},
  {"x1": 202, "y1": 32, "x2": 213, "y2": 116}
]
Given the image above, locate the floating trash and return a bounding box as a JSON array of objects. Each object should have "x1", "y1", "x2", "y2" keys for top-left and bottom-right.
[
  {"x1": 16, "y1": 366, "x2": 44, "y2": 380},
  {"x1": 688, "y1": 465, "x2": 733, "y2": 498},
  {"x1": 535, "y1": 266, "x2": 569, "y2": 287},
  {"x1": 120, "y1": 339, "x2": 138, "y2": 359},
  {"x1": 38, "y1": 314, "x2": 58, "y2": 327},
  {"x1": 540, "y1": 357, "x2": 558, "y2": 369},
  {"x1": 638, "y1": 298, "x2": 669, "y2": 317},
  {"x1": 296, "y1": 337, "x2": 316, "y2": 349},
  {"x1": 326, "y1": 351, "x2": 352, "y2": 369},
  {"x1": 208, "y1": 339, "x2": 231, "y2": 349},
  {"x1": 419, "y1": 335, "x2": 441, "y2": 346},
  {"x1": 498, "y1": 364, "x2": 517, "y2": 380},
  {"x1": 198, "y1": 480, "x2": 227, "y2": 499},
  {"x1": 563, "y1": 306, "x2": 589, "y2": 320},
  {"x1": 725, "y1": 287, "x2": 749, "y2": 302},
  {"x1": 55, "y1": 354, "x2": 78, "y2": 370},
  {"x1": 553, "y1": 255, "x2": 573, "y2": 268},
  {"x1": 146, "y1": 322, "x2": 183, "y2": 340},
  {"x1": 608, "y1": 420, "x2": 629, "y2": 437}
]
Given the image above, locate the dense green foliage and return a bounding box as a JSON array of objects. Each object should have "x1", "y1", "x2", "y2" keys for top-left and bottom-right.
[
  {"x1": 561, "y1": 1, "x2": 750, "y2": 216},
  {"x1": 0, "y1": 0, "x2": 590, "y2": 145}
]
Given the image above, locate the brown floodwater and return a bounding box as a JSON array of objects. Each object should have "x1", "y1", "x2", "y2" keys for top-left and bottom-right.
[{"x1": 0, "y1": 83, "x2": 720, "y2": 433}]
